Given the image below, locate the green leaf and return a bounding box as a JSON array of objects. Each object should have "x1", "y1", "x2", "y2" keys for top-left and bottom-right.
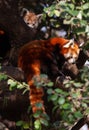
[
  {"x1": 41, "y1": 113, "x2": 50, "y2": 121},
  {"x1": 62, "y1": 103, "x2": 71, "y2": 110},
  {"x1": 64, "y1": 3, "x2": 75, "y2": 10},
  {"x1": 71, "y1": 93, "x2": 78, "y2": 98},
  {"x1": 55, "y1": 88, "x2": 68, "y2": 96},
  {"x1": 50, "y1": 5, "x2": 56, "y2": 10},
  {"x1": 50, "y1": 94, "x2": 58, "y2": 101},
  {"x1": 48, "y1": 11, "x2": 54, "y2": 17},
  {"x1": 40, "y1": 118, "x2": 49, "y2": 126},
  {"x1": 84, "y1": 108, "x2": 89, "y2": 115},
  {"x1": 0, "y1": 73, "x2": 7, "y2": 81},
  {"x1": 72, "y1": 18, "x2": 80, "y2": 24},
  {"x1": 34, "y1": 119, "x2": 41, "y2": 129},
  {"x1": 40, "y1": 74, "x2": 48, "y2": 79},
  {"x1": 54, "y1": 10, "x2": 60, "y2": 17},
  {"x1": 73, "y1": 82, "x2": 83, "y2": 88},
  {"x1": 17, "y1": 84, "x2": 24, "y2": 89},
  {"x1": 16, "y1": 121, "x2": 23, "y2": 126},
  {"x1": 82, "y1": 3, "x2": 89, "y2": 10},
  {"x1": 55, "y1": 88, "x2": 63, "y2": 93},
  {"x1": 43, "y1": 7, "x2": 49, "y2": 13},
  {"x1": 67, "y1": 10, "x2": 78, "y2": 16},
  {"x1": 7, "y1": 79, "x2": 17, "y2": 87},
  {"x1": 80, "y1": 20, "x2": 87, "y2": 26},
  {"x1": 74, "y1": 111, "x2": 83, "y2": 119},
  {"x1": 47, "y1": 88, "x2": 53, "y2": 94},
  {"x1": 35, "y1": 102, "x2": 43, "y2": 108},
  {"x1": 33, "y1": 110, "x2": 42, "y2": 118},
  {"x1": 58, "y1": 97, "x2": 65, "y2": 105},
  {"x1": 81, "y1": 103, "x2": 87, "y2": 108},
  {"x1": 23, "y1": 123, "x2": 29, "y2": 129},
  {"x1": 10, "y1": 81, "x2": 17, "y2": 87},
  {"x1": 47, "y1": 82, "x2": 54, "y2": 87}
]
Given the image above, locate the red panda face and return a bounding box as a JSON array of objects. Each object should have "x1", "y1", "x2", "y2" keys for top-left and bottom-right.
[
  {"x1": 21, "y1": 8, "x2": 42, "y2": 29},
  {"x1": 60, "y1": 39, "x2": 80, "y2": 63}
]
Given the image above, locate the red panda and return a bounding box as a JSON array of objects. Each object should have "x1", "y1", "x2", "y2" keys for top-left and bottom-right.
[
  {"x1": 20, "y1": 8, "x2": 42, "y2": 28},
  {"x1": 18, "y1": 37, "x2": 80, "y2": 116}
]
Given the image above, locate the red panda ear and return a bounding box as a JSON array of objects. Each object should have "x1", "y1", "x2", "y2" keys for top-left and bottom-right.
[
  {"x1": 63, "y1": 39, "x2": 74, "y2": 48},
  {"x1": 20, "y1": 8, "x2": 29, "y2": 17},
  {"x1": 37, "y1": 14, "x2": 43, "y2": 23},
  {"x1": 37, "y1": 14, "x2": 43, "y2": 18}
]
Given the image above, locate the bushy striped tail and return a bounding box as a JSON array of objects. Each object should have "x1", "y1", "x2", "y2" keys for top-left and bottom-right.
[{"x1": 28, "y1": 80, "x2": 45, "y2": 113}]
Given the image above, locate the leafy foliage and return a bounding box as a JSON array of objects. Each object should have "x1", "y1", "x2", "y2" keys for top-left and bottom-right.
[
  {"x1": 7, "y1": 79, "x2": 29, "y2": 94},
  {"x1": 16, "y1": 120, "x2": 30, "y2": 130},
  {"x1": 43, "y1": 0, "x2": 89, "y2": 44},
  {"x1": 0, "y1": 67, "x2": 29, "y2": 94},
  {"x1": 1, "y1": 64, "x2": 89, "y2": 129}
]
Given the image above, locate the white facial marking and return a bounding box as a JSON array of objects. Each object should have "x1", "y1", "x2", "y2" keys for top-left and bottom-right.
[
  {"x1": 64, "y1": 52, "x2": 71, "y2": 58},
  {"x1": 64, "y1": 50, "x2": 78, "y2": 63},
  {"x1": 68, "y1": 58, "x2": 76, "y2": 64}
]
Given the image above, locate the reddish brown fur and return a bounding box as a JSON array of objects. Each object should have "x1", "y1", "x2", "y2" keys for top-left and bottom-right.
[
  {"x1": 23, "y1": 11, "x2": 42, "y2": 28},
  {"x1": 18, "y1": 37, "x2": 79, "y2": 114},
  {"x1": 24, "y1": 12, "x2": 37, "y2": 24}
]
